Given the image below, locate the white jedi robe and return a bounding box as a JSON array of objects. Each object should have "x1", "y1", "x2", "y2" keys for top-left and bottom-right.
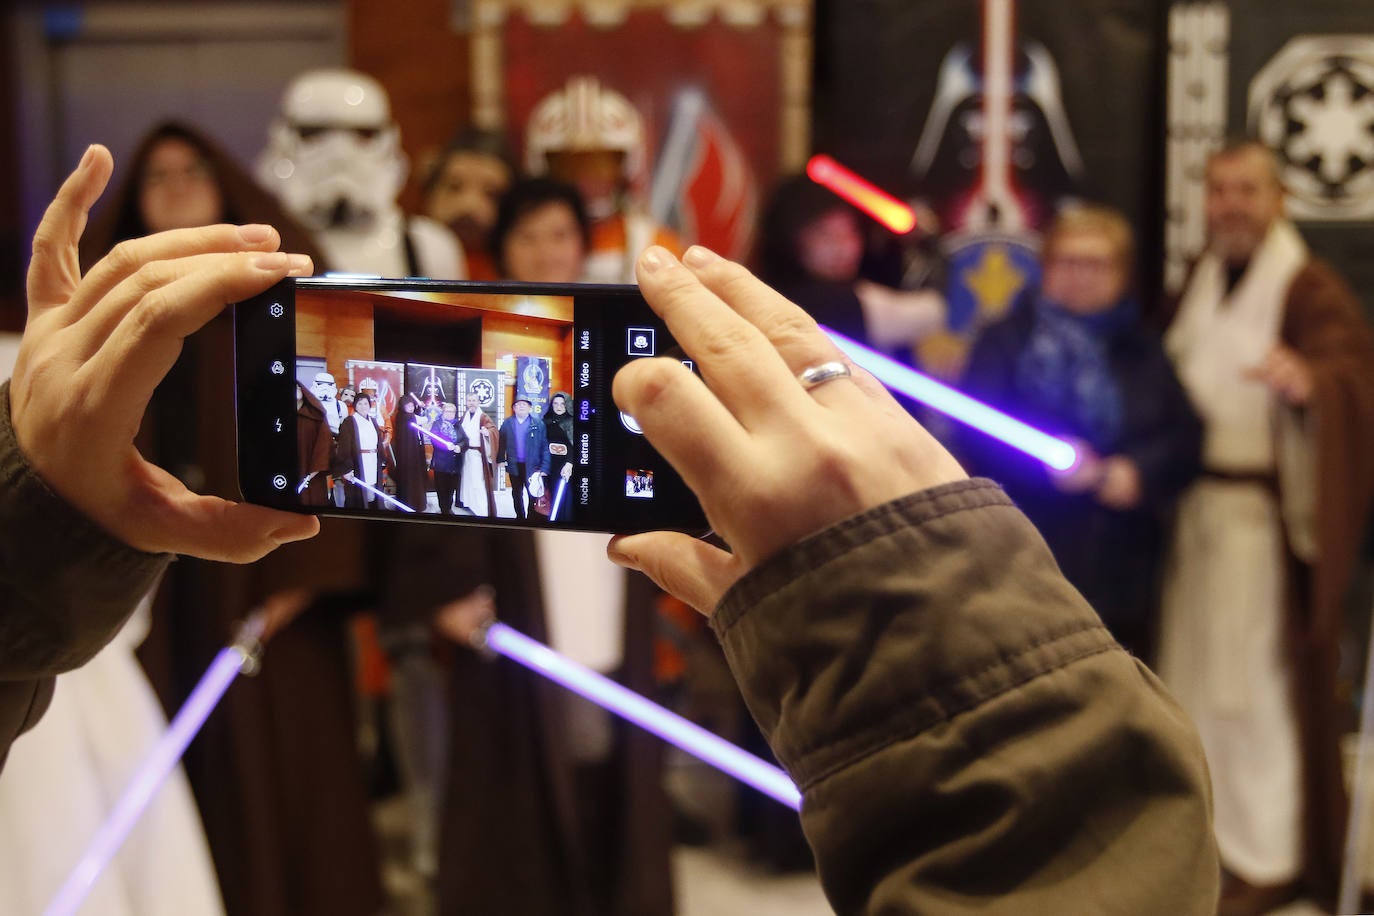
[
  {"x1": 459, "y1": 411, "x2": 490, "y2": 515},
  {"x1": 0, "y1": 594, "x2": 224, "y2": 916},
  {"x1": 1157, "y1": 220, "x2": 1312, "y2": 885}
]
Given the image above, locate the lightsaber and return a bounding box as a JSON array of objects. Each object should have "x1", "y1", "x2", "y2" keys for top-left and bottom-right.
[
  {"x1": 823, "y1": 327, "x2": 1079, "y2": 470},
  {"x1": 477, "y1": 623, "x2": 802, "y2": 811},
  {"x1": 45, "y1": 616, "x2": 267, "y2": 916},
  {"x1": 807, "y1": 154, "x2": 918, "y2": 235},
  {"x1": 412, "y1": 420, "x2": 458, "y2": 452},
  {"x1": 550, "y1": 476, "x2": 569, "y2": 521},
  {"x1": 345, "y1": 475, "x2": 416, "y2": 512}
]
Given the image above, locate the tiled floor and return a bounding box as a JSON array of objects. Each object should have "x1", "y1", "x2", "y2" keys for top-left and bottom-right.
[{"x1": 673, "y1": 845, "x2": 830, "y2": 916}]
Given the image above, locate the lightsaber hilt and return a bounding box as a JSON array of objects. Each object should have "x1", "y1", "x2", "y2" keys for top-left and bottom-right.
[
  {"x1": 412, "y1": 420, "x2": 458, "y2": 452},
  {"x1": 344, "y1": 474, "x2": 416, "y2": 513},
  {"x1": 474, "y1": 621, "x2": 802, "y2": 811}
]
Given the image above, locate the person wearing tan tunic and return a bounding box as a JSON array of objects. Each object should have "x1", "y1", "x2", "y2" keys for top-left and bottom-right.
[{"x1": 1158, "y1": 140, "x2": 1374, "y2": 914}]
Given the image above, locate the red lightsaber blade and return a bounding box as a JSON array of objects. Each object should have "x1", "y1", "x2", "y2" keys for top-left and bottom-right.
[{"x1": 806, "y1": 154, "x2": 918, "y2": 235}]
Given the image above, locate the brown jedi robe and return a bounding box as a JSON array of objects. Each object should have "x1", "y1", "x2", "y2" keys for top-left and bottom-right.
[
  {"x1": 379, "y1": 526, "x2": 673, "y2": 916},
  {"x1": 1165, "y1": 256, "x2": 1374, "y2": 904},
  {"x1": 82, "y1": 122, "x2": 384, "y2": 916},
  {"x1": 296, "y1": 383, "x2": 333, "y2": 507},
  {"x1": 138, "y1": 319, "x2": 385, "y2": 916},
  {"x1": 391, "y1": 409, "x2": 429, "y2": 512},
  {"x1": 1275, "y1": 260, "x2": 1374, "y2": 903}
]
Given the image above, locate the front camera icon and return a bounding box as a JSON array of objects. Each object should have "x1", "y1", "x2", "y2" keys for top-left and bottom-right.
[
  {"x1": 270, "y1": 360, "x2": 285, "y2": 375},
  {"x1": 271, "y1": 474, "x2": 288, "y2": 490}
]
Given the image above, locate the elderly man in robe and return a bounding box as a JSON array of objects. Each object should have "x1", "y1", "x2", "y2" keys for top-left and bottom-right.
[{"x1": 1158, "y1": 139, "x2": 1374, "y2": 915}]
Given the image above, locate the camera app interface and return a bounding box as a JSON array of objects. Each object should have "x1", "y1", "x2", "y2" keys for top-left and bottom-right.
[{"x1": 276, "y1": 282, "x2": 697, "y2": 530}]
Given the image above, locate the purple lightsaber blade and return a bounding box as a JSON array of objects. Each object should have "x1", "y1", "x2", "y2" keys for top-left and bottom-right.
[
  {"x1": 45, "y1": 616, "x2": 267, "y2": 916},
  {"x1": 344, "y1": 475, "x2": 416, "y2": 512},
  {"x1": 822, "y1": 327, "x2": 1079, "y2": 470},
  {"x1": 478, "y1": 623, "x2": 801, "y2": 811},
  {"x1": 550, "y1": 476, "x2": 569, "y2": 521},
  {"x1": 412, "y1": 420, "x2": 458, "y2": 452}
]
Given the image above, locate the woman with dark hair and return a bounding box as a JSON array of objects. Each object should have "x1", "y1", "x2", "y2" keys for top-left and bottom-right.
[
  {"x1": 81, "y1": 121, "x2": 325, "y2": 268},
  {"x1": 758, "y1": 175, "x2": 945, "y2": 353},
  {"x1": 80, "y1": 121, "x2": 385, "y2": 916},
  {"x1": 490, "y1": 177, "x2": 592, "y2": 284},
  {"x1": 543, "y1": 391, "x2": 576, "y2": 519}
]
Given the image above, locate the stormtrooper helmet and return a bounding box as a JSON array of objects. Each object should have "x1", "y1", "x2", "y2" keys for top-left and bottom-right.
[
  {"x1": 258, "y1": 69, "x2": 407, "y2": 232},
  {"x1": 311, "y1": 371, "x2": 338, "y2": 401}
]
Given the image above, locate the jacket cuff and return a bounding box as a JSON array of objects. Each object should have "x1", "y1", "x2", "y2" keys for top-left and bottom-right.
[
  {"x1": 710, "y1": 478, "x2": 1119, "y2": 792},
  {"x1": 0, "y1": 379, "x2": 169, "y2": 676}
]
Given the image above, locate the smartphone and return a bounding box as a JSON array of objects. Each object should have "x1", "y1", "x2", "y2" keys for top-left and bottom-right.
[{"x1": 234, "y1": 276, "x2": 709, "y2": 536}]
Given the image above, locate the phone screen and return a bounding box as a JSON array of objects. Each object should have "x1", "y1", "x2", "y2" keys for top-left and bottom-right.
[{"x1": 235, "y1": 277, "x2": 708, "y2": 535}]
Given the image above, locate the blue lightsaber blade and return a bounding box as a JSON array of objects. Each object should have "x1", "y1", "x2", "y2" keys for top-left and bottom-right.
[
  {"x1": 412, "y1": 420, "x2": 458, "y2": 452},
  {"x1": 550, "y1": 476, "x2": 569, "y2": 521},
  {"x1": 480, "y1": 623, "x2": 801, "y2": 811},
  {"x1": 45, "y1": 617, "x2": 267, "y2": 916},
  {"x1": 822, "y1": 327, "x2": 1079, "y2": 470},
  {"x1": 345, "y1": 475, "x2": 416, "y2": 512}
]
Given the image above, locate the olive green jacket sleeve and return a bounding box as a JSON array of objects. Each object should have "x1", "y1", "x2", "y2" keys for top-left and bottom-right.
[
  {"x1": 0, "y1": 380, "x2": 169, "y2": 770},
  {"x1": 711, "y1": 479, "x2": 1218, "y2": 915}
]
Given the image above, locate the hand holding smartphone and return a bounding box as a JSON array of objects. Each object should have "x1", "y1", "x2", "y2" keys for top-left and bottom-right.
[{"x1": 234, "y1": 277, "x2": 709, "y2": 535}]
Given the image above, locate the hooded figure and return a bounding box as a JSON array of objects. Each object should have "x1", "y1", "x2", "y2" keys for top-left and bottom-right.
[
  {"x1": 81, "y1": 120, "x2": 384, "y2": 916},
  {"x1": 543, "y1": 390, "x2": 576, "y2": 520}
]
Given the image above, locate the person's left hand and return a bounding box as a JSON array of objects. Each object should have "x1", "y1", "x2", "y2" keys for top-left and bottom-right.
[
  {"x1": 561, "y1": 463, "x2": 573, "y2": 481},
  {"x1": 433, "y1": 586, "x2": 497, "y2": 646},
  {"x1": 10, "y1": 145, "x2": 318, "y2": 562},
  {"x1": 258, "y1": 589, "x2": 315, "y2": 641},
  {"x1": 1247, "y1": 345, "x2": 1314, "y2": 406}
]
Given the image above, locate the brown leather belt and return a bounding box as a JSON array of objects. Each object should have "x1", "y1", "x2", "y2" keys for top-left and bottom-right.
[{"x1": 1201, "y1": 468, "x2": 1277, "y2": 489}]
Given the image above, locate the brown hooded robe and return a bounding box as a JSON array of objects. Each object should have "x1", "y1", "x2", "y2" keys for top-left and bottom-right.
[
  {"x1": 378, "y1": 525, "x2": 674, "y2": 916},
  {"x1": 82, "y1": 122, "x2": 386, "y2": 916}
]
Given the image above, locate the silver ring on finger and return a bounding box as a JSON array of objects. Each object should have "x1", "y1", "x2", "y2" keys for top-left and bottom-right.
[{"x1": 797, "y1": 360, "x2": 852, "y2": 392}]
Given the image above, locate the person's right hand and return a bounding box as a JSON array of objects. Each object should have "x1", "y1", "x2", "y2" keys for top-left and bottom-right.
[
  {"x1": 1048, "y1": 439, "x2": 1104, "y2": 495},
  {"x1": 433, "y1": 585, "x2": 497, "y2": 646},
  {"x1": 608, "y1": 246, "x2": 968, "y2": 614},
  {"x1": 10, "y1": 145, "x2": 318, "y2": 563}
]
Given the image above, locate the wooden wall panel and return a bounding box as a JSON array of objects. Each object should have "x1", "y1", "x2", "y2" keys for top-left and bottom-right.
[
  {"x1": 0, "y1": 13, "x2": 23, "y2": 332},
  {"x1": 348, "y1": 0, "x2": 472, "y2": 215},
  {"x1": 480, "y1": 315, "x2": 573, "y2": 403},
  {"x1": 296, "y1": 294, "x2": 376, "y2": 384}
]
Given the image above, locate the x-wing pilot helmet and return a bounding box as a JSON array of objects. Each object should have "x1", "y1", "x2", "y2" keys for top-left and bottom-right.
[
  {"x1": 258, "y1": 68, "x2": 407, "y2": 232},
  {"x1": 525, "y1": 77, "x2": 645, "y2": 220}
]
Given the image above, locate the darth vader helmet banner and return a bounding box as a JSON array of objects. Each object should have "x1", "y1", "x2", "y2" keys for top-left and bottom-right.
[
  {"x1": 815, "y1": 0, "x2": 1162, "y2": 368},
  {"x1": 909, "y1": 0, "x2": 1088, "y2": 336}
]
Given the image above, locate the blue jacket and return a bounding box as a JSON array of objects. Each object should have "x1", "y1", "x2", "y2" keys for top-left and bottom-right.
[
  {"x1": 428, "y1": 417, "x2": 466, "y2": 474},
  {"x1": 497, "y1": 414, "x2": 551, "y2": 475}
]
